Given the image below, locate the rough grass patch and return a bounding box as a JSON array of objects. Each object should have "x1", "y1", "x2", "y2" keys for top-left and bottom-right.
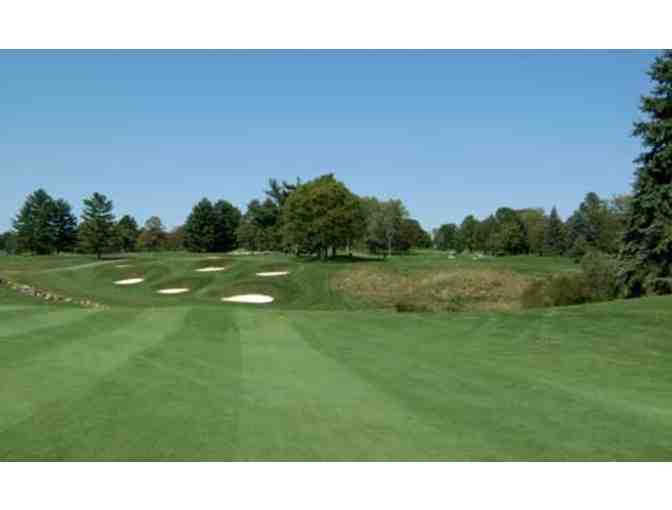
[{"x1": 332, "y1": 267, "x2": 530, "y2": 312}]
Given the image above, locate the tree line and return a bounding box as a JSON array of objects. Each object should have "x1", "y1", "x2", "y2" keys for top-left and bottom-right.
[
  {"x1": 433, "y1": 192, "x2": 631, "y2": 259},
  {"x1": 2, "y1": 174, "x2": 432, "y2": 260}
]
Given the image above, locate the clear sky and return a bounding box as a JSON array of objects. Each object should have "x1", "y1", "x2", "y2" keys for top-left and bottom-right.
[{"x1": 0, "y1": 50, "x2": 660, "y2": 233}]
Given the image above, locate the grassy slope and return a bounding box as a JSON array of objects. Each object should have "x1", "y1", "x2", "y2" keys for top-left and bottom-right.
[{"x1": 0, "y1": 252, "x2": 670, "y2": 459}]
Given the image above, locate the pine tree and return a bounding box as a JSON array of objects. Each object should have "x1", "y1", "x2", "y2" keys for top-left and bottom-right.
[
  {"x1": 79, "y1": 192, "x2": 116, "y2": 259},
  {"x1": 542, "y1": 206, "x2": 566, "y2": 256},
  {"x1": 212, "y1": 200, "x2": 242, "y2": 252},
  {"x1": 618, "y1": 50, "x2": 672, "y2": 296},
  {"x1": 12, "y1": 189, "x2": 57, "y2": 255},
  {"x1": 184, "y1": 198, "x2": 216, "y2": 252},
  {"x1": 52, "y1": 199, "x2": 78, "y2": 254}
]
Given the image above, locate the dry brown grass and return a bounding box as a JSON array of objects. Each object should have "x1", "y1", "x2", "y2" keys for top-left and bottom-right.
[{"x1": 332, "y1": 267, "x2": 531, "y2": 312}]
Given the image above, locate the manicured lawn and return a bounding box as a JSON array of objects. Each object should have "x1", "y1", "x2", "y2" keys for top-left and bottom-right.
[{"x1": 1, "y1": 252, "x2": 670, "y2": 459}]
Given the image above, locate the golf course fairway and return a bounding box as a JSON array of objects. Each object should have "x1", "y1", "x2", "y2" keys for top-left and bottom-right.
[{"x1": 1, "y1": 252, "x2": 671, "y2": 460}]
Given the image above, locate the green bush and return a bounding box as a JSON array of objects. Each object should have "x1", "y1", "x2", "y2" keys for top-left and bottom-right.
[
  {"x1": 443, "y1": 295, "x2": 466, "y2": 312},
  {"x1": 522, "y1": 251, "x2": 620, "y2": 309},
  {"x1": 645, "y1": 277, "x2": 672, "y2": 296},
  {"x1": 580, "y1": 251, "x2": 619, "y2": 301},
  {"x1": 545, "y1": 274, "x2": 592, "y2": 306}
]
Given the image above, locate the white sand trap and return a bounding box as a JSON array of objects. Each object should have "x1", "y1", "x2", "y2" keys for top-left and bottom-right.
[
  {"x1": 114, "y1": 278, "x2": 144, "y2": 285},
  {"x1": 157, "y1": 288, "x2": 190, "y2": 295},
  {"x1": 256, "y1": 271, "x2": 290, "y2": 277},
  {"x1": 221, "y1": 294, "x2": 274, "y2": 304},
  {"x1": 115, "y1": 264, "x2": 132, "y2": 268},
  {"x1": 196, "y1": 266, "x2": 228, "y2": 273},
  {"x1": 206, "y1": 256, "x2": 221, "y2": 260}
]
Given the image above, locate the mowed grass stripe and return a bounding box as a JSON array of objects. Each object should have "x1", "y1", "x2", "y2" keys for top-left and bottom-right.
[
  {"x1": 296, "y1": 307, "x2": 672, "y2": 459},
  {"x1": 0, "y1": 306, "x2": 92, "y2": 339},
  {"x1": 0, "y1": 309, "x2": 131, "y2": 367},
  {"x1": 234, "y1": 309, "x2": 456, "y2": 460},
  {"x1": 0, "y1": 307, "x2": 242, "y2": 460},
  {"x1": 0, "y1": 307, "x2": 190, "y2": 435}
]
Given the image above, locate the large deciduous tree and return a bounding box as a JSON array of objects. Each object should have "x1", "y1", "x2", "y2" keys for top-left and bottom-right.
[
  {"x1": 78, "y1": 192, "x2": 116, "y2": 259},
  {"x1": 397, "y1": 218, "x2": 432, "y2": 250},
  {"x1": 364, "y1": 198, "x2": 408, "y2": 258},
  {"x1": 434, "y1": 223, "x2": 461, "y2": 251},
  {"x1": 283, "y1": 174, "x2": 365, "y2": 259},
  {"x1": 518, "y1": 208, "x2": 546, "y2": 255},
  {"x1": 493, "y1": 207, "x2": 528, "y2": 255},
  {"x1": 138, "y1": 216, "x2": 167, "y2": 251},
  {"x1": 619, "y1": 50, "x2": 672, "y2": 296},
  {"x1": 459, "y1": 215, "x2": 480, "y2": 253}
]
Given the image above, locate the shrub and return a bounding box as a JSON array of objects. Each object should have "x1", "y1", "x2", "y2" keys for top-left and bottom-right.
[
  {"x1": 580, "y1": 251, "x2": 619, "y2": 302},
  {"x1": 394, "y1": 300, "x2": 430, "y2": 313},
  {"x1": 645, "y1": 277, "x2": 672, "y2": 296},
  {"x1": 522, "y1": 252, "x2": 620, "y2": 309},
  {"x1": 545, "y1": 274, "x2": 592, "y2": 306}
]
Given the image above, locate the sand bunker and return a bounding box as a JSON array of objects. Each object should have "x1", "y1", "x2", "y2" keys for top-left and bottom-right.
[
  {"x1": 221, "y1": 294, "x2": 274, "y2": 304},
  {"x1": 157, "y1": 288, "x2": 190, "y2": 295},
  {"x1": 115, "y1": 264, "x2": 132, "y2": 268},
  {"x1": 196, "y1": 267, "x2": 228, "y2": 273},
  {"x1": 114, "y1": 278, "x2": 144, "y2": 285},
  {"x1": 256, "y1": 271, "x2": 290, "y2": 277}
]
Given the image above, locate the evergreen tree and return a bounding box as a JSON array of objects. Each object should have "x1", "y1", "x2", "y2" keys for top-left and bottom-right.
[
  {"x1": 52, "y1": 198, "x2": 78, "y2": 254},
  {"x1": 116, "y1": 215, "x2": 140, "y2": 252},
  {"x1": 12, "y1": 189, "x2": 57, "y2": 255},
  {"x1": 184, "y1": 198, "x2": 216, "y2": 252},
  {"x1": 78, "y1": 192, "x2": 116, "y2": 259},
  {"x1": 542, "y1": 206, "x2": 566, "y2": 256},
  {"x1": 237, "y1": 198, "x2": 282, "y2": 252},
  {"x1": 619, "y1": 50, "x2": 672, "y2": 296},
  {"x1": 212, "y1": 200, "x2": 242, "y2": 252}
]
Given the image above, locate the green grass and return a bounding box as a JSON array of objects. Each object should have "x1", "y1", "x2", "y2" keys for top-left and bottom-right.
[{"x1": 1, "y1": 251, "x2": 671, "y2": 459}]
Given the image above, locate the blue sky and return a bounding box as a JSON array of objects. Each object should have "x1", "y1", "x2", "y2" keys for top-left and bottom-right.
[{"x1": 0, "y1": 50, "x2": 659, "y2": 232}]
